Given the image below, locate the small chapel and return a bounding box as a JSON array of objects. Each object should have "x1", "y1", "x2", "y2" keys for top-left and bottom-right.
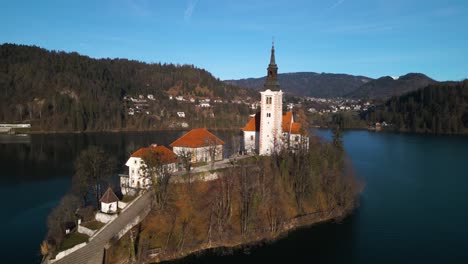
[{"x1": 242, "y1": 43, "x2": 306, "y2": 155}]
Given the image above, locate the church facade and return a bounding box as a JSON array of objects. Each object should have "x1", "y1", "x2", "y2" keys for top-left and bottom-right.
[{"x1": 242, "y1": 44, "x2": 305, "y2": 155}]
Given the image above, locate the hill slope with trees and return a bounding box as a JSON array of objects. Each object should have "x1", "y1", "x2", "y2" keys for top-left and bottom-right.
[
  {"x1": 346, "y1": 73, "x2": 437, "y2": 99},
  {"x1": 0, "y1": 44, "x2": 256, "y2": 132},
  {"x1": 364, "y1": 80, "x2": 468, "y2": 134}
]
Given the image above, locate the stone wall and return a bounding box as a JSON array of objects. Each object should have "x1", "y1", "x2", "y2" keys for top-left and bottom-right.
[
  {"x1": 115, "y1": 207, "x2": 151, "y2": 241},
  {"x1": 77, "y1": 225, "x2": 96, "y2": 237},
  {"x1": 51, "y1": 242, "x2": 87, "y2": 262},
  {"x1": 95, "y1": 212, "x2": 117, "y2": 223}
]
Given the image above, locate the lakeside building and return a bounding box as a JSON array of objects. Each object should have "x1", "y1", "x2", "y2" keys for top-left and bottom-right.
[
  {"x1": 241, "y1": 43, "x2": 306, "y2": 155},
  {"x1": 120, "y1": 144, "x2": 178, "y2": 195},
  {"x1": 170, "y1": 128, "x2": 224, "y2": 163}
]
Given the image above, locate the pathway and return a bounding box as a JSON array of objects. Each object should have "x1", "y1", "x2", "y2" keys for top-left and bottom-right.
[
  {"x1": 49, "y1": 191, "x2": 152, "y2": 264},
  {"x1": 48, "y1": 155, "x2": 252, "y2": 264}
]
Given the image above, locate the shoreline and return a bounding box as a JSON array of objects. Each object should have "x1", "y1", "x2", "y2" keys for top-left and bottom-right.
[{"x1": 150, "y1": 209, "x2": 348, "y2": 263}]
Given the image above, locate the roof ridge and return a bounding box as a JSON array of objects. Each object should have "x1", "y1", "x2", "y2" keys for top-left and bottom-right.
[{"x1": 100, "y1": 187, "x2": 119, "y2": 203}]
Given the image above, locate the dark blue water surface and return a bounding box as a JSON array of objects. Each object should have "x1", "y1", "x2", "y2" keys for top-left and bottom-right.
[
  {"x1": 1, "y1": 130, "x2": 468, "y2": 263},
  {"x1": 176, "y1": 130, "x2": 468, "y2": 264}
]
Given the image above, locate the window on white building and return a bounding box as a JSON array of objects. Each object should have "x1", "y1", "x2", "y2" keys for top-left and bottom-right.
[
  {"x1": 267, "y1": 113, "x2": 271, "y2": 117},
  {"x1": 266, "y1": 96, "x2": 272, "y2": 104},
  {"x1": 250, "y1": 135, "x2": 254, "y2": 141}
]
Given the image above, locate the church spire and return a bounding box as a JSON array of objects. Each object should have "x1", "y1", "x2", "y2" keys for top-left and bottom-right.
[
  {"x1": 264, "y1": 40, "x2": 280, "y2": 91},
  {"x1": 270, "y1": 39, "x2": 276, "y2": 66}
]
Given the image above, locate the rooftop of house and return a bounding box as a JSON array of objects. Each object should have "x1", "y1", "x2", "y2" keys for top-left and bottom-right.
[
  {"x1": 130, "y1": 144, "x2": 177, "y2": 164},
  {"x1": 100, "y1": 187, "x2": 119, "y2": 204},
  {"x1": 170, "y1": 128, "x2": 225, "y2": 148}
]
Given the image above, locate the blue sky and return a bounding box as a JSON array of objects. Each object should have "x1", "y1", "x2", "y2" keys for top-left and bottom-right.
[{"x1": 1, "y1": 0, "x2": 467, "y2": 81}]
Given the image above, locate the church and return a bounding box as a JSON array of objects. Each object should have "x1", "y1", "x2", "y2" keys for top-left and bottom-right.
[{"x1": 242, "y1": 43, "x2": 305, "y2": 155}]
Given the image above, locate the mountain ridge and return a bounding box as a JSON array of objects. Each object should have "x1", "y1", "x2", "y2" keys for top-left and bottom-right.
[
  {"x1": 226, "y1": 72, "x2": 373, "y2": 98},
  {"x1": 226, "y1": 72, "x2": 438, "y2": 99}
]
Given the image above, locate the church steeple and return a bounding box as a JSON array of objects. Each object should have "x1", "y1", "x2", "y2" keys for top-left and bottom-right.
[
  {"x1": 270, "y1": 41, "x2": 276, "y2": 65},
  {"x1": 265, "y1": 41, "x2": 280, "y2": 91}
]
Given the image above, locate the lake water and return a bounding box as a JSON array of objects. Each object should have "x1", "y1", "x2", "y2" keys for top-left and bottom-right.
[{"x1": 1, "y1": 130, "x2": 467, "y2": 263}]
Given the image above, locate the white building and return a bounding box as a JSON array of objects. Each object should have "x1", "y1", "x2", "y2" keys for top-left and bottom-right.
[
  {"x1": 120, "y1": 144, "x2": 178, "y2": 195},
  {"x1": 170, "y1": 128, "x2": 224, "y2": 163},
  {"x1": 100, "y1": 187, "x2": 119, "y2": 214},
  {"x1": 199, "y1": 102, "x2": 210, "y2": 108}
]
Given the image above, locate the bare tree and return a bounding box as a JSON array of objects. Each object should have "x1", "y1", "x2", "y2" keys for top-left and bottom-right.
[
  {"x1": 238, "y1": 164, "x2": 260, "y2": 236},
  {"x1": 141, "y1": 150, "x2": 174, "y2": 210},
  {"x1": 205, "y1": 136, "x2": 220, "y2": 170},
  {"x1": 16, "y1": 103, "x2": 23, "y2": 121},
  {"x1": 212, "y1": 169, "x2": 235, "y2": 234},
  {"x1": 177, "y1": 148, "x2": 193, "y2": 174},
  {"x1": 46, "y1": 194, "x2": 82, "y2": 247},
  {"x1": 72, "y1": 146, "x2": 117, "y2": 206}
]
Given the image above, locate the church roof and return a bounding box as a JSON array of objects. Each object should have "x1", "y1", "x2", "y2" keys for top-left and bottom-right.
[
  {"x1": 269, "y1": 42, "x2": 277, "y2": 66},
  {"x1": 242, "y1": 114, "x2": 261, "y2": 132},
  {"x1": 170, "y1": 128, "x2": 224, "y2": 148},
  {"x1": 282, "y1": 111, "x2": 302, "y2": 135},
  {"x1": 282, "y1": 112, "x2": 293, "y2": 131},
  {"x1": 100, "y1": 187, "x2": 119, "y2": 204},
  {"x1": 290, "y1": 123, "x2": 302, "y2": 134},
  {"x1": 265, "y1": 43, "x2": 280, "y2": 91},
  {"x1": 242, "y1": 111, "x2": 302, "y2": 134},
  {"x1": 131, "y1": 145, "x2": 177, "y2": 164}
]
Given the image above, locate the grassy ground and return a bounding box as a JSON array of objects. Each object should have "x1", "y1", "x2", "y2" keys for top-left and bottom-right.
[
  {"x1": 81, "y1": 220, "x2": 105, "y2": 230},
  {"x1": 59, "y1": 233, "x2": 89, "y2": 252}
]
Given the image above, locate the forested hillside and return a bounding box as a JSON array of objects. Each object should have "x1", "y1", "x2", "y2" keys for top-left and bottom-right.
[
  {"x1": 0, "y1": 44, "x2": 256, "y2": 132},
  {"x1": 365, "y1": 81, "x2": 468, "y2": 134},
  {"x1": 346, "y1": 73, "x2": 437, "y2": 99}
]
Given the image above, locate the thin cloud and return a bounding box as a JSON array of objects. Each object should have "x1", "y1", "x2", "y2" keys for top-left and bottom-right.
[
  {"x1": 323, "y1": 23, "x2": 393, "y2": 34},
  {"x1": 329, "y1": 0, "x2": 345, "y2": 10},
  {"x1": 127, "y1": 0, "x2": 151, "y2": 17},
  {"x1": 184, "y1": 0, "x2": 199, "y2": 21}
]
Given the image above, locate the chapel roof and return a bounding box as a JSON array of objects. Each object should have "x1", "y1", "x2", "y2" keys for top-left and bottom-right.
[{"x1": 100, "y1": 187, "x2": 119, "y2": 204}]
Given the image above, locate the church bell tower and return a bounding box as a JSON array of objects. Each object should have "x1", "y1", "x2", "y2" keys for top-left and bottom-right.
[{"x1": 259, "y1": 41, "x2": 283, "y2": 155}]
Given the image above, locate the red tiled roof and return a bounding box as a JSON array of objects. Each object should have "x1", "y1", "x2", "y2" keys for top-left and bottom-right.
[
  {"x1": 282, "y1": 112, "x2": 293, "y2": 132},
  {"x1": 242, "y1": 114, "x2": 260, "y2": 132},
  {"x1": 290, "y1": 122, "x2": 301, "y2": 134},
  {"x1": 241, "y1": 111, "x2": 302, "y2": 134},
  {"x1": 100, "y1": 187, "x2": 119, "y2": 203},
  {"x1": 170, "y1": 128, "x2": 225, "y2": 148},
  {"x1": 131, "y1": 145, "x2": 177, "y2": 164}
]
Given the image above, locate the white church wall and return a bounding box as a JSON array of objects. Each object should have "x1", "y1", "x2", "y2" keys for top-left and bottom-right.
[{"x1": 259, "y1": 89, "x2": 283, "y2": 155}]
